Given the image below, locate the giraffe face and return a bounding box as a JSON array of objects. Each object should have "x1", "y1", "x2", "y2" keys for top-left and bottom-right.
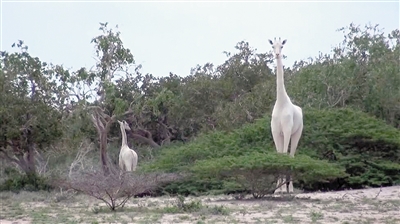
[
  {"x1": 123, "y1": 121, "x2": 131, "y2": 131},
  {"x1": 118, "y1": 120, "x2": 131, "y2": 131},
  {"x1": 269, "y1": 38, "x2": 286, "y2": 58}
]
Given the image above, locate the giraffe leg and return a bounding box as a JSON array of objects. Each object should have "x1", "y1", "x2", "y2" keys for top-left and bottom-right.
[
  {"x1": 271, "y1": 129, "x2": 283, "y2": 154},
  {"x1": 288, "y1": 127, "x2": 303, "y2": 193},
  {"x1": 287, "y1": 173, "x2": 293, "y2": 193},
  {"x1": 289, "y1": 126, "x2": 303, "y2": 158},
  {"x1": 281, "y1": 176, "x2": 288, "y2": 193},
  {"x1": 281, "y1": 128, "x2": 292, "y2": 193},
  {"x1": 273, "y1": 133, "x2": 285, "y2": 194},
  {"x1": 275, "y1": 178, "x2": 282, "y2": 193}
]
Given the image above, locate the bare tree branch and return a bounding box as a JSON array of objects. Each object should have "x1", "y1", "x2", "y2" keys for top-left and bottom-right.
[
  {"x1": 56, "y1": 170, "x2": 181, "y2": 211},
  {"x1": 0, "y1": 149, "x2": 21, "y2": 165},
  {"x1": 131, "y1": 133, "x2": 160, "y2": 148}
]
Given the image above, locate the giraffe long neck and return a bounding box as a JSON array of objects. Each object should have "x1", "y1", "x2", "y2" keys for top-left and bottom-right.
[
  {"x1": 119, "y1": 124, "x2": 128, "y2": 148},
  {"x1": 276, "y1": 56, "x2": 289, "y2": 103}
]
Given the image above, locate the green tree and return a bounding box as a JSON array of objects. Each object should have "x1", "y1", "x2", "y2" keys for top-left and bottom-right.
[
  {"x1": 71, "y1": 23, "x2": 137, "y2": 174},
  {"x1": 211, "y1": 41, "x2": 275, "y2": 130},
  {"x1": 288, "y1": 23, "x2": 400, "y2": 128},
  {"x1": 0, "y1": 41, "x2": 70, "y2": 175}
]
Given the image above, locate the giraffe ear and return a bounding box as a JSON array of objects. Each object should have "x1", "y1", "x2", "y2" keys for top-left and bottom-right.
[
  {"x1": 268, "y1": 39, "x2": 273, "y2": 45},
  {"x1": 282, "y1": 39, "x2": 287, "y2": 45}
]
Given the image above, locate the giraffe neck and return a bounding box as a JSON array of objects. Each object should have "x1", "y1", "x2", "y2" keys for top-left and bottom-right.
[
  {"x1": 119, "y1": 124, "x2": 128, "y2": 148},
  {"x1": 276, "y1": 56, "x2": 290, "y2": 103}
]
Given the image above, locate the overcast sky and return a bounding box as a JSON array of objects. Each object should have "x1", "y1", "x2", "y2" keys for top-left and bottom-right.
[{"x1": 1, "y1": 1, "x2": 399, "y2": 77}]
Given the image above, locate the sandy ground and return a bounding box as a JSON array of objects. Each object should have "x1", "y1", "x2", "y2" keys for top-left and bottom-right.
[{"x1": 1, "y1": 186, "x2": 399, "y2": 224}]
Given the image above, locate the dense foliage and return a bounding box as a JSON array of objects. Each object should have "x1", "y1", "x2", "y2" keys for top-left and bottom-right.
[
  {"x1": 0, "y1": 22, "x2": 399, "y2": 195},
  {"x1": 144, "y1": 108, "x2": 400, "y2": 195},
  {"x1": 300, "y1": 108, "x2": 400, "y2": 190},
  {"x1": 0, "y1": 41, "x2": 68, "y2": 175},
  {"x1": 288, "y1": 24, "x2": 400, "y2": 128}
]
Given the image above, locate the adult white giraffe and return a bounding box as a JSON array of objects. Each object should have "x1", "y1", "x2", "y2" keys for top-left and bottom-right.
[
  {"x1": 117, "y1": 120, "x2": 138, "y2": 172},
  {"x1": 269, "y1": 38, "x2": 303, "y2": 194}
]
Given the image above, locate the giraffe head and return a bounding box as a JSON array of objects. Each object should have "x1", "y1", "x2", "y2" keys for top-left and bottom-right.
[
  {"x1": 117, "y1": 120, "x2": 131, "y2": 131},
  {"x1": 268, "y1": 37, "x2": 286, "y2": 58}
]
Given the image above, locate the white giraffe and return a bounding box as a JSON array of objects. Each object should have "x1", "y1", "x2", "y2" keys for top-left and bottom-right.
[
  {"x1": 117, "y1": 120, "x2": 138, "y2": 172},
  {"x1": 269, "y1": 38, "x2": 303, "y2": 194}
]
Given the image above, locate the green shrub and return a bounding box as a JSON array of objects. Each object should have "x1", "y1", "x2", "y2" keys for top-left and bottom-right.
[
  {"x1": 145, "y1": 108, "x2": 400, "y2": 194},
  {"x1": 157, "y1": 178, "x2": 224, "y2": 196},
  {"x1": 300, "y1": 108, "x2": 400, "y2": 190},
  {"x1": 163, "y1": 195, "x2": 203, "y2": 213},
  {"x1": 144, "y1": 120, "x2": 273, "y2": 173},
  {"x1": 191, "y1": 151, "x2": 345, "y2": 198},
  {"x1": 0, "y1": 172, "x2": 52, "y2": 192}
]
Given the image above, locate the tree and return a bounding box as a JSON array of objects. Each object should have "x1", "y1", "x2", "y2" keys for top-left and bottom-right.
[
  {"x1": 0, "y1": 40, "x2": 70, "y2": 175},
  {"x1": 75, "y1": 22, "x2": 137, "y2": 175},
  {"x1": 209, "y1": 41, "x2": 276, "y2": 130},
  {"x1": 287, "y1": 23, "x2": 400, "y2": 128}
]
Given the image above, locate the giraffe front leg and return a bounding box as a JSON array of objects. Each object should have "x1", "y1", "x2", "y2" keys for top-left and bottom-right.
[
  {"x1": 288, "y1": 180, "x2": 294, "y2": 193},
  {"x1": 275, "y1": 177, "x2": 282, "y2": 194},
  {"x1": 275, "y1": 176, "x2": 287, "y2": 194}
]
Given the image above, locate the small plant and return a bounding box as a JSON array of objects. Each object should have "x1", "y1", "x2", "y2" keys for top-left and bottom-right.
[
  {"x1": 175, "y1": 195, "x2": 203, "y2": 212},
  {"x1": 310, "y1": 210, "x2": 324, "y2": 222},
  {"x1": 163, "y1": 195, "x2": 204, "y2": 213},
  {"x1": 207, "y1": 205, "x2": 230, "y2": 216},
  {"x1": 179, "y1": 215, "x2": 190, "y2": 220},
  {"x1": 282, "y1": 215, "x2": 296, "y2": 223},
  {"x1": 164, "y1": 195, "x2": 230, "y2": 216},
  {"x1": 91, "y1": 207, "x2": 100, "y2": 214}
]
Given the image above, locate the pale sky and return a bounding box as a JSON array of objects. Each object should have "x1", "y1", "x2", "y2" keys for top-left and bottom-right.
[{"x1": 1, "y1": 1, "x2": 399, "y2": 77}]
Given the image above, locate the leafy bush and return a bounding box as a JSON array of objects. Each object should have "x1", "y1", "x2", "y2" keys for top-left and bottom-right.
[
  {"x1": 144, "y1": 119, "x2": 272, "y2": 173},
  {"x1": 300, "y1": 108, "x2": 400, "y2": 190},
  {"x1": 191, "y1": 152, "x2": 345, "y2": 198},
  {"x1": 0, "y1": 171, "x2": 52, "y2": 192},
  {"x1": 145, "y1": 108, "x2": 400, "y2": 195}
]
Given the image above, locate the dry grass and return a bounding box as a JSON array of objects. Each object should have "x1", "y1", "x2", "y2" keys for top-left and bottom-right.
[{"x1": 0, "y1": 186, "x2": 399, "y2": 224}]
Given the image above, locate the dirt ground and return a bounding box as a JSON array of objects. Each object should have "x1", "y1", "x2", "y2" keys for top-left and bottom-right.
[{"x1": 0, "y1": 186, "x2": 399, "y2": 224}]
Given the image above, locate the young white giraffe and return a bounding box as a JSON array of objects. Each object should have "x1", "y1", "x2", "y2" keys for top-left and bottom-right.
[
  {"x1": 269, "y1": 38, "x2": 303, "y2": 194},
  {"x1": 117, "y1": 120, "x2": 138, "y2": 172}
]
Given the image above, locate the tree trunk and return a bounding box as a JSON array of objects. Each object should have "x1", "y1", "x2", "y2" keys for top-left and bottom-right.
[
  {"x1": 1, "y1": 115, "x2": 38, "y2": 176},
  {"x1": 25, "y1": 144, "x2": 37, "y2": 175},
  {"x1": 90, "y1": 110, "x2": 112, "y2": 175},
  {"x1": 22, "y1": 123, "x2": 37, "y2": 175},
  {"x1": 26, "y1": 130, "x2": 36, "y2": 174},
  {"x1": 100, "y1": 131, "x2": 110, "y2": 175}
]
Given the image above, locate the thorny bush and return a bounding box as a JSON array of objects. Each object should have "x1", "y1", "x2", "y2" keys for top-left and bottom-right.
[{"x1": 57, "y1": 170, "x2": 181, "y2": 211}]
